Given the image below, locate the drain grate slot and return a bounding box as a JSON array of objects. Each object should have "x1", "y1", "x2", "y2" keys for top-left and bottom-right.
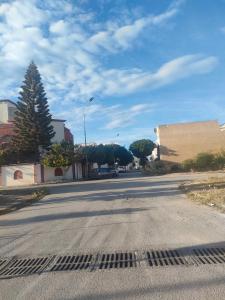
[
  {"x1": 192, "y1": 248, "x2": 225, "y2": 265},
  {"x1": 98, "y1": 252, "x2": 137, "y2": 269},
  {"x1": 0, "y1": 256, "x2": 52, "y2": 279},
  {"x1": 146, "y1": 250, "x2": 188, "y2": 267},
  {"x1": 50, "y1": 254, "x2": 93, "y2": 272}
]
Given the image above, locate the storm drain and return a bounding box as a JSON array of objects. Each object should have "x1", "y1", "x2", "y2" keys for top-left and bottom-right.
[
  {"x1": 0, "y1": 259, "x2": 9, "y2": 271},
  {"x1": 98, "y1": 252, "x2": 138, "y2": 269},
  {"x1": 146, "y1": 249, "x2": 188, "y2": 267},
  {"x1": 191, "y1": 248, "x2": 225, "y2": 265},
  {"x1": 0, "y1": 256, "x2": 53, "y2": 279},
  {"x1": 1, "y1": 247, "x2": 225, "y2": 279},
  {"x1": 50, "y1": 254, "x2": 94, "y2": 272}
]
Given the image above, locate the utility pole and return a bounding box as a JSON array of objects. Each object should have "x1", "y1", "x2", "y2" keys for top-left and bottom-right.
[{"x1": 83, "y1": 97, "x2": 94, "y2": 178}]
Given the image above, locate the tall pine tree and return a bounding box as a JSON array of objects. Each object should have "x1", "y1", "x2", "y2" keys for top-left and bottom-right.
[{"x1": 13, "y1": 62, "x2": 55, "y2": 161}]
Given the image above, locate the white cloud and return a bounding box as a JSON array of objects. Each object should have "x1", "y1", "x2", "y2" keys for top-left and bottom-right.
[
  {"x1": 104, "y1": 103, "x2": 154, "y2": 130},
  {"x1": 86, "y1": 4, "x2": 181, "y2": 54},
  {"x1": 0, "y1": 0, "x2": 218, "y2": 109}
]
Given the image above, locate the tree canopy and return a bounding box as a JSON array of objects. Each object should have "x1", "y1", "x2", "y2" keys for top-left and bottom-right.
[
  {"x1": 80, "y1": 144, "x2": 133, "y2": 167},
  {"x1": 42, "y1": 142, "x2": 74, "y2": 168},
  {"x1": 13, "y1": 62, "x2": 55, "y2": 160},
  {"x1": 129, "y1": 139, "x2": 155, "y2": 166}
]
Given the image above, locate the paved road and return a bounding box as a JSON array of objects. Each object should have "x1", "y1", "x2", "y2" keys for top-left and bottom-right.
[{"x1": 0, "y1": 172, "x2": 225, "y2": 299}]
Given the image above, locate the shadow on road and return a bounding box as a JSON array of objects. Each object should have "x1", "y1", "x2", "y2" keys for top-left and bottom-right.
[{"x1": 0, "y1": 207, "x2": 152, "y2": 227}]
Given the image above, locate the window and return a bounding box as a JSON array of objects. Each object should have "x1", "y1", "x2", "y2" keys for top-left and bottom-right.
[
  {"x1": 55, "y1": 167, "x2": 63, "y2": 176},
  {"x1": 8, "y1": 107, "x2": 16, "y2": 121},
  {"x1": 14, "y1": 170, "x2": 23, "y2": 180}
]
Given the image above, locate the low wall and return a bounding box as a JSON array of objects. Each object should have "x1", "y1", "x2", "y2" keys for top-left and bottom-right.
[
  {"x1": 0, "y1": 164, "x2": 36, "y2": 187},
  {"x1": 43, "y1": 166, "x2": 73, "y2": 182},
  {"x1": 0, "y1": 162, "x2": 83, "y2": 187}
]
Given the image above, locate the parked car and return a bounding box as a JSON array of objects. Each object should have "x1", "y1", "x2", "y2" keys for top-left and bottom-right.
[
  {"x1": 117, "y1": 166, "x2": 126, "y2": 173},
  {"x1": 98, "y1": 168, "x2": 118, "y2": 178}
]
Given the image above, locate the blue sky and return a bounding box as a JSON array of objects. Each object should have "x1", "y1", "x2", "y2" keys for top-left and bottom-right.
[{"x1": 0, "y1": 0, "x2": 225, "y2": 146}]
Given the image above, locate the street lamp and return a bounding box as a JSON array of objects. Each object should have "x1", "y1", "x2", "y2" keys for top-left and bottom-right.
[{"x1": 83, "y1": 97, "x2": 94, "y2": 177}]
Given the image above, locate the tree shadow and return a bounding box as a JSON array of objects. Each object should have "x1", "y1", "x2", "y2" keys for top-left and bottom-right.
[
  {"x1": 30, "y1": 186, "x2": 183, "y2": 208},
  {"x1": 0, "y1": 207, "x2": 152, "y2": 227},
  {"x1": 47, "y1": 178, "x2": 187, "y2": 196}
]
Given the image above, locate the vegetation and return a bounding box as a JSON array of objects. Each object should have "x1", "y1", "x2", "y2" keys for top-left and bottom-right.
[
  {"x1": 129, "y1": 139, "x2": 155, "y2": 166},
  {"x1": 180, "y1": 177, "x2": 225, "y2": 212},
  {"x1": 41, "y1": 142, "x2": 133, "y2": 169},
  {"x1": 144, "y1": 160, "x2": 182, "y2": 175},
  {"x1": 13, "y1": 62, "x2": 55, "y2": 161},
  {"x1": 182, "y1": 151, "x2": 225, "y2": 172},
  {"x1": 0, "y1": 143, "x2": 35, "y2": 166},
  {"x1": 83, "y1": 144, "x2": 133, "y2": 167},
  {"x1": 0, "y1": 187, "x2": 48, "y2": 215},
  {"x1": 42, "y1": 142, "x2": 75, "y2": 167}
]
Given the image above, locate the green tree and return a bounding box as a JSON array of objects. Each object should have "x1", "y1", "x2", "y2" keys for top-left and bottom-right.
[
  {"x1": 113, "y1": 144, "x2": 133, "y2": 166},
  {"x1": 42, "y1": 142, "x2": 74, "y2": 167},
  {"x1": 86, "y1": 144, "x2": 106, "y2": 168},
  {"x1": 13, "y1": 62, "x2": 55, "y2": 161},
  {"x1": 129, "y1": 139, "x2": 155, "y2": 166}
]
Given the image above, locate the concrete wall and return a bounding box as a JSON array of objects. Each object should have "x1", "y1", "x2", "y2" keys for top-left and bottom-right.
[
  {"x1": 0, "y1": 101, "x2": 17, "y2": 124},
  {"x1": 0, "y1": 164, "x2": 35, "y2": 187},
  {"x1": 156, "y1": 120, "x2": 225, "y2": 163},
  {"x1": 43, "y1": 166, "x2": 73, "y2": 182},
  {"x1": 0, "y1": 102, "x2": 9, "y2": 124},
  {"x1": 0, "y1": 163, "x2": 83, "y2": 187},
  {"x1": 74, "y1": 163, "x2": 83, "y2": 180},
  {"x1": 51, "y1": 120, "x2": 65, "y2": 143}
]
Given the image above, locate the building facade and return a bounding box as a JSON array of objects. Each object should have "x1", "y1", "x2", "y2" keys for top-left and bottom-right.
[
  {"x1": 154, "y1": 120, "x2": 225, "y2": 163},
  {"x1": 0, "y1": 99, "x2": 73, "y2": 145}
]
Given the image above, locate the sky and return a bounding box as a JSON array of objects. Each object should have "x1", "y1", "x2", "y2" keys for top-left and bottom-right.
[{"x1": 0, "y1": 0, "x2": 225, "y2": 146}]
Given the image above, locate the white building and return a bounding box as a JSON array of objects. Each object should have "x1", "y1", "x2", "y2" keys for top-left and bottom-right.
[{"x1": 0, "y1": 99, "x2": 73, "y2": 144}]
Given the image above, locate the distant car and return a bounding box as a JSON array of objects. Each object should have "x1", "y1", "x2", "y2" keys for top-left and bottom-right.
[
  {"x1": 98, "y1": 168, "x2": 118, "y2": 178},
  {"x1": 117, "y1": 166, "x2": 126, "y2": 173}
]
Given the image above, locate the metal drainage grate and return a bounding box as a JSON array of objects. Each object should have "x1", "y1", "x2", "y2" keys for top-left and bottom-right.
[
  {"x1": 192, "y1": 248, "x2": 225, "y2": 265},
  {"x1": 98, "y1": 252, "x2": 138, "y2": 269},
  {"x1": 0, "y1": 256, "x2": 52, "y2": 279},
  {"x1": 0, "y1": 259, "x2": 9, "y2": 271},
  {"x1": 146, "y1": 250, "x2": 188, "y2": 267},
  {"x1": 50, "y1": 254, "x2": 93, "y2": 272}
]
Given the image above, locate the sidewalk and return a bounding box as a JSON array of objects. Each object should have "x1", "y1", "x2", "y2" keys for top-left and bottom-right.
[{"x1": 0, "y1": 187, "x2": 47, "y2": 215}]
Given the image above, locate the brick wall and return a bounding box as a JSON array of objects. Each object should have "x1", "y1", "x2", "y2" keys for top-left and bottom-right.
[{"x1": 157, "y1": 120, "x2": 225, "y2": 163}]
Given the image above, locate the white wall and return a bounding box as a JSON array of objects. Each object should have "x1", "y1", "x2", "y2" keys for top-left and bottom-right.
[
  {"x1": 0, "y1": 163, "x2": 83, "y2": 187},
  {"x1": 0, "y1": 102, "x2": 9, "y2": 124},
  {"x1": 43, "y1": 166, "x2": 73, "y2": 182},
  {"x1": 74, "y1": 163, "x2": 82, "y2": 180},
  {"x1": 51, "y1": 120, "x2": 65, "y2": 143},
  {"x1": 1, "y1": 164, "x2": 35, "y2": 187},
  {"x1": 0, "y1": 101, "x2": 17, "y2": 124}
]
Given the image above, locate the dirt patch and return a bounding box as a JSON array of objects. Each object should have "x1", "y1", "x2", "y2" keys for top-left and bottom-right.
[
  {"x1": 0, "y1": 188, "x2": 48, "y2": 215},
  {"x1": 180, "y1": 176, "x2": 225, "y2": 212}
]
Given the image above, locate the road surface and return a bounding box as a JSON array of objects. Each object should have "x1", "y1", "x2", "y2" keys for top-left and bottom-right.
[{"x1": 0, "y1": 172, "x2": 225, "y2": 299}]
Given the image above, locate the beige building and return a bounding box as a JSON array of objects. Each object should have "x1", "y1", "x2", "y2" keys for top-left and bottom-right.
[
  {"x1": 154, "y1": 120, "x2": 225, "y2": 163},
  {"x1": 0, "y1": 99, "x2": 73, "y2": 144}
]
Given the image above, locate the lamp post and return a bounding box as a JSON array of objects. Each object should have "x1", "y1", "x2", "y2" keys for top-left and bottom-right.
[
  {"x1": 112, "y1": 133, "x2": 120, "y2": 169},
  {"x1": 83, "y1": 97, "x2": 94, "y2": 178}
]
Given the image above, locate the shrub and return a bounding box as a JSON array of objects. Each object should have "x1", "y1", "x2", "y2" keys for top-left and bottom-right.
[
  {"x1": 194, "y1": 153, "x2": 215, "y2": 171},
  {"x1": 182, "y1": 159, "x2": 195, "y2": 171},
  {"x1": 213, "y1": 151, "x2": 225, "y2": 170},
  {"x1": 144, "y1": 160, "x2": 182, "y2": 175},
  {"x1": 182, "y1": 151, "x2": 225, "y2": 172}
]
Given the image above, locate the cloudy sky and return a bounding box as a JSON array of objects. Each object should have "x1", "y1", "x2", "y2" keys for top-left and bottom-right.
[{"x1": 0, "y1": 0, "x2": 225, "y2": 145}]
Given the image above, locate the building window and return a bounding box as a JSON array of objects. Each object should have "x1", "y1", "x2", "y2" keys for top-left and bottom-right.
[
  {"x1": 8, "y1": 107, "x2": 16, "y2": 121},
  {"x1": 14, "y1": 170, "x2": 23, "y2": 180},
  {"x1": 55, "y1": 167, "x2": 63, "y2": 177}
]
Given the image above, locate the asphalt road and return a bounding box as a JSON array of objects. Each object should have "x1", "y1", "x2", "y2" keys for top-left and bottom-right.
[{"x1": 0, "y1": 172, "x2": 225, "y2": 299}]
